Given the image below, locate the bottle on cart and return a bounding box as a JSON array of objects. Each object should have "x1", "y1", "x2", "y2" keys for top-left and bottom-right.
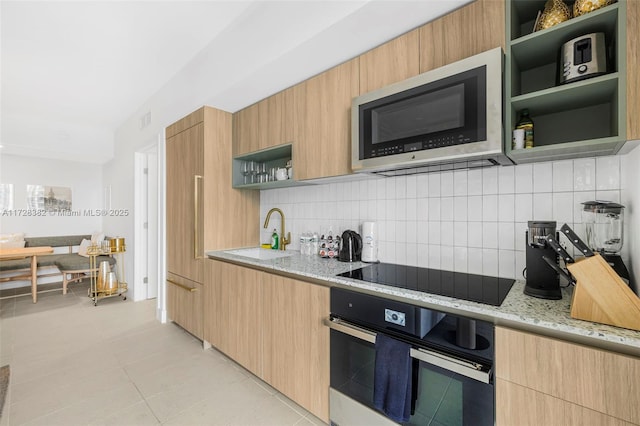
[{"x1": 516, "y1": 109, "x2": 534, "y2": 149}]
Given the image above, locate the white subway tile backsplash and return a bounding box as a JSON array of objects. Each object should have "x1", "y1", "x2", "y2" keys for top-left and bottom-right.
[
  {"x1": 441, "y1": 171, "x2": 454, "y2": 196},
  {"x1": 454, "y1": 197, "x2": 468, "y2": 222},
  {"x1": 573, "y1": 158, "x2": 595, "y2": 191},
  {"x1": 468, "y1": 224, "x2": 483, "y2": 248},
  {"x1": 498, "y1": 250, "x2": 515, "y2": 279},
  {"x1": 532, "y1": 193, "x2": 553, "y2": 219},
  {"x1": 482, "y1": 222, "x2": 499, "y2": 249},
  {"x1": 595, "y1": 189, "x2": 620, "y2": 203},
  {"x1": 406, "y1": 198, "x2": 417, "y2": 221},
  {"x1": 454, "y1": 246, "x2": 468, "y2": 272},
  {"x1": 482, "y1": 249, "x2": 499, "y2": 276},
  {"x1": 498, "y1": 166, "x2": 515, "y2": 194},
  {"x1": 498, "y1": 222, "x2": 515, "y2": 250},
  {"x1": 552, "y1": 192, "x2": 574, "y2": 224},
  {"x1": 515, "y1": 164, "x2": 533, "y2": 193},
  {"x1": 261, "y1": 155, "x2": 623, "y2": 280},
  {"x1": 467, "y1": 196, "x2": 483, "y2": 222},
  {"x1": 441, "y1": 221, "x2": 454, "y2": 246},
  {"x1": 441, "y1": 197, "x2": 454, "y2": 220},
  {"x1": 514, "y1": 193, "x2": 533, "y2": 222},
  {"x1": 428, "y1": 245, "x2": 441, "y2": 268},
  {"x1": 498, "y1": 194, "x2": 515, "y2": 222},
  {"x1": 454, "y1": 222, "x2": 468, "y2": 246},
  {"x1": 428, "y1": 174, "x2": 441, "y2": 197},
  {"x1": 596, "y1": 156, "x2": 620, "y2": 190},
  {"x1": 467, "y1": 169, "x2": 483, "y2": 195},
  {"x1": 406, "y1": 175, "x2": 417, "y2": 199},
  {"x1": 468, "y1": 248, "x2": 483, "y2": 274},
  {"x1": 482, "y1": 195, "x2": 498, "y2": 220},
  {"x1": 395, "y1": 176, "x2": 407, "y2": 199},
  {"x1": 441, "y1": 245, "x2": 454, "y2": 270},
  {"x1": 417, "y1": 198, "x2": 428, "y2": 220},
  {"x1": 428, "y1": 198, "x2": 441, "y2": 221},
  {"x1": 417, "y1": 221, "x2": 429, "y2": 244},
  {"x1": 573, "y1": 191, "x2": 596, "y2": 223},
  {"x1": 533, "y1": 162, "x2": 553, "y2": 193},
  {"x1": 552, "y1": 160, "x2": 573, "y2": 192},
  {"x1": 482, "y1": 167, "x2": 498, "y2": 194},
  {"x1": 428, "y1": 222, "x2": 441, "y2": 245},
  {"x1": 454, "y1": 170, "x2": 468, "y2": 196},
  {"x1": 515, "y1": 250, "x2": 526, "y2": 280},
  {"x1": 416, "y1": 175, "x2": 429, "y2": 198}
]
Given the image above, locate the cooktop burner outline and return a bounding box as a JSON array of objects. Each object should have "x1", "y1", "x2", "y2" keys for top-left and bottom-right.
[{"x1": 337, "y1": 263, "x2": 515, "y2": 306}]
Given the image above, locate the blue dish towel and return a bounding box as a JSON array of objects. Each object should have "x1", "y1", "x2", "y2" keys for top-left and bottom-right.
[{"x1": 373, "y1": 333, "x2": 412, "y2": 423}]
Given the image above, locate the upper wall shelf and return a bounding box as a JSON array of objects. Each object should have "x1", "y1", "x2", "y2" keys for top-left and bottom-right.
[
  {"x1": 505, "y1": 0, "x2": 627, "y2": 164},
  {"x1": 232, "y1": 144, "x2": 310, "y2": 190}
]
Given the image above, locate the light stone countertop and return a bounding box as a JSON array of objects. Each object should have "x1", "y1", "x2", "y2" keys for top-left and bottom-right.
[{"x1": 206, "y1": 248, "x2": 640, "y2": 358}]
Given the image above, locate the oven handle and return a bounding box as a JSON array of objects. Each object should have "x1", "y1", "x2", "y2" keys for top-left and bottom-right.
[{"x1": 324, "y1": 317, "x2": 491, "y2": 384}]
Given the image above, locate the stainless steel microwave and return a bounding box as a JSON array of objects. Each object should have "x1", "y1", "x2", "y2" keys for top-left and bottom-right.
[{"x1": 352, "y1": 47, "x2": 511, "y2": 175}]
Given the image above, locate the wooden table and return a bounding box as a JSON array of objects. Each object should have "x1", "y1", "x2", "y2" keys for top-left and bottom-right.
[{"x1": 0, "y1": 246, "x2": 54, "y2": 303}]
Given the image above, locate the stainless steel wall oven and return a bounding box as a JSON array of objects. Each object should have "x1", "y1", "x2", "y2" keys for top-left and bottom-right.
[{"x1": 327, "y1": 287, "x2": 495, "y2": 426}]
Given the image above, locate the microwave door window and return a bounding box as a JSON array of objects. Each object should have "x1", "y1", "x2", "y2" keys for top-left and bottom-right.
[{"x1": 371, "y1": 84, "x2": 465, "y2": 145}]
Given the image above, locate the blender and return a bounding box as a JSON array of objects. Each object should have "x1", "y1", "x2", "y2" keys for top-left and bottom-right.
[{"x1": 582, "y1": 201, "x2": 630, "y2": 282}]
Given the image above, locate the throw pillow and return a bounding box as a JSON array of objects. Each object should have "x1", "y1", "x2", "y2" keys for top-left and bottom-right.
[{"x1": 78, "y1": 239, "x2": 92, "y2": 257}]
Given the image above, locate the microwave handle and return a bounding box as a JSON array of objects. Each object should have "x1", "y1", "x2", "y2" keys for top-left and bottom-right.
[{"x1": 324, "y1": 317, "x2": 491, "y2": 384}]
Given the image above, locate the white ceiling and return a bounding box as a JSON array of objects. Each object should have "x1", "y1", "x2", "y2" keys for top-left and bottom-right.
[{"x1": 1, "y1": 0, "x2": 471, "y2": 164}]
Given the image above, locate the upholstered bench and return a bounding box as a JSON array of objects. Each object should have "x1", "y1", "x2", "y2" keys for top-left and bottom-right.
[{"x1": 0, "y1": 235, "x2": 116, "y2": 295}]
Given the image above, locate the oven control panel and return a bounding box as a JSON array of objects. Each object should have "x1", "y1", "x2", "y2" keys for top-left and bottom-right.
[{"x1": 385, "y1": 309, "x2": 406, "y2": 327}]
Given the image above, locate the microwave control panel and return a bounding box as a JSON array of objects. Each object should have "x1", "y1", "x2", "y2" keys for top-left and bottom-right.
[{"x1": 368, "y1": 134, "x2": 473, "y2": 158}]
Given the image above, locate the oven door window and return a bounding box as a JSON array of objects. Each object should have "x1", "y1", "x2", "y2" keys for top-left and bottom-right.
[{"x1": 330, "y1": 329, "x2": 494, "y2": 426}]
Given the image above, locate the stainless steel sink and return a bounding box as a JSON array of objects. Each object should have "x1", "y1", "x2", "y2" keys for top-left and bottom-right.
[{"x1": 224, "y1": 247, "x2": 294, "y2": 260}]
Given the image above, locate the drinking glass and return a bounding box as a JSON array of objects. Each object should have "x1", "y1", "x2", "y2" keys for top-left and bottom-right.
[{"x1": 241, "y1": 161, "x2": 251, "y2": 184}]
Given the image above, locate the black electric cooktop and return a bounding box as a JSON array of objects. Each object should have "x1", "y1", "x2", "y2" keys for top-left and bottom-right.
[{"x1": 337, "y1": 263, "x2": 515, "y2": 306}]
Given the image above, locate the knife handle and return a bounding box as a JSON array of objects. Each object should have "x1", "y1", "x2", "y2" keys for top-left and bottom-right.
[
  {"x1": 560, "y1": 224, "x2": 594, "y2": 257},
  {"x1": 545, "y1": 234, "x2": 574, "y2": 264}
]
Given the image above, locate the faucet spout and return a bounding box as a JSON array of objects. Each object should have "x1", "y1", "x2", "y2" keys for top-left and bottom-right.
[{"x1": 263, "y1": 208, "x2": 290, "y2": 251}]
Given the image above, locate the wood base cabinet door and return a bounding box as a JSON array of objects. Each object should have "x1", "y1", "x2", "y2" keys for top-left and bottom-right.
[
  {"x1": 167, "y1": 273, "x2": 203, "y2": 339},
  {"x1": 496, "y1": 327, "x2": 640, "y2": 425},
  {"x1": 262, "y1": 273, "x2": 330, "y2": 423},
  {"x1": 204, "y1": 260, "x2": 262, "y2": 377},
  {"x1": 497, "y1": 379, "x2": 636, "y2": 426}
]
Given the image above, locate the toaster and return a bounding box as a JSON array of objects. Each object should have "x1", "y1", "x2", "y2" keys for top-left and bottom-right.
[{"x1": 559, "y1": 32, "x2": 608, "y2": 84}]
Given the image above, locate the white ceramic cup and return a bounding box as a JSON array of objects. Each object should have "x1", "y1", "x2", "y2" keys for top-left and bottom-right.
[
  {"x1": 276, "y1": 168, "x2": 288, "y2": 181},
  {"x1": 513, "y1": 128, "x2": 525, "y2": 150}
]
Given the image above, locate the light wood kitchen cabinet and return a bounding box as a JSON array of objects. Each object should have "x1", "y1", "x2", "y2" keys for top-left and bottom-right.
[
  {"x1": 262, "y1": 273, "x2": 330, "y2": 423},
  {"x1": 166, "y1": 273, "x2": 203, "y2": 339},
  {"x1": 233, "y1": 88, "x2": 294, "y2": 156},
  {"x1": 292, "y1": 58, "x2": 359, "y2": 181},
  {"x1": 204, "y1": 259, "x2": 330, "y2": 422},
  {"x1": 359, "y1": 28, "x2": 420, "y2": 94},
  {"x1": 496, "y1": 326, "x2": 640, "y2": 425},
  {"x1": 204, "y1": 260, "x2": 263, "y2": 377},
  {"x1": 166, "y1": 107, "x2": 259, "y2": 335},
  {"x1": 166, "y1": 119, "x2": 204, "y2": 283},
  {"x1": 419, "y1": 0, "x2": 505, "y2": 72}
]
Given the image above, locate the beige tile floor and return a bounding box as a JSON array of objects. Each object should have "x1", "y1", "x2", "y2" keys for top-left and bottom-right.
[{"x1": 0, "y1": 282, "x2": 326, "y2": 426}]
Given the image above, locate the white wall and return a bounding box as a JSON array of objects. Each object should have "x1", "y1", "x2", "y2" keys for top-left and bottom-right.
[
  {"x1": 261, "y1": 154, "x2": 636, "y2": 289},
  {"x1": 621, "y1": 145, "x2": 640, "y2": 293},
  {"x1": 0, "y1": 154, "x2": 103, "y2": 236}
]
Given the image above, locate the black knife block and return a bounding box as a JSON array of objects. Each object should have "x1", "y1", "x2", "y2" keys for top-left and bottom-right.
[{"x1": 524, "y1": 231, "x2": 562, "y2": 300}]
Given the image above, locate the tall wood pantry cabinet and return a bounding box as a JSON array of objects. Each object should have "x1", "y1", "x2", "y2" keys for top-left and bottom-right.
[{"x1": 165, "y1": 107, "x2": 259, "y2": 338}]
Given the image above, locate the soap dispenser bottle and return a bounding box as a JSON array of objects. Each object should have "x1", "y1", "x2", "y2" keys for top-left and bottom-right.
[{"x1": 271, "y1": 229, "x2": 279, "y2": 250}]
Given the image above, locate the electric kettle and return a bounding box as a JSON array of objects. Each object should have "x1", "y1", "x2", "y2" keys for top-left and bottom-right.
[{"x1": 338, "y1": 230, "x2": 362, "y2": 262}]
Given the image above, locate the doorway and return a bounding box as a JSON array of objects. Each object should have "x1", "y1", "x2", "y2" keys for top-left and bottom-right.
[{"x1": 134, "y1": 142, "x2": 160, "y2": 304}]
